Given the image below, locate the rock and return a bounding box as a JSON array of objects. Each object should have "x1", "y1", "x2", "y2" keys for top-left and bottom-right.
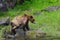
[
  {"x1": 4, "y1": 29, "x2": 25, "y2": 40},
  {"x1": 3, "y1": 30, "x2": 21, "y2": 40},
  {"x1": 0, "y1": 3, "x2": 8, "y2": 11},
  {"x1": 3, "y1": 30, "x2": 15, "y2": 40},
  {"x1": 14, "y1": 29, "x2": 26, "y2": 40},
  {"x1": 0, "y1": 17, "x2": 10, "y2": 26},
  {"x1": 9, "y1": 0, "x2": 16, "y2": 9},
  {"x1": 13, "y1": 30, "x2": 46, "y2": 40},
  {"x1": 0, "y1": 0, "x2": 17, "y2": 11},
  {"x1": 0, "y1": 0, "x2": 8, "y2": 11},
  {"x1": 33, "y1": 5, "x2": 60, "y2": 16},
  {"x1": 15, "y1": 29, "x2": 25, "y2": 37},
  {"x1": 3, "y1": 28, "x2": 46, "y2": 40},
  {"x1": 41, "y1": 5, "x2": 60, "y2": 12},
  {"x1": 36, "y1": 30, "x2": 46, "y2": 37},
  {"x1": 0, "y1": 3, "x2": 3, "y2": 8},
  {"x1": 0, "y1": 0, "x2": 26, "y2": 11},
  {"x1": 25, "y1": 30, "x2": 46, "y2": 40},
  {"x1": 34, "y1": 5, "x2": 60, "y2": 15},
  {"x1": 33, "y1": 11, "x2": 42, "y2": 15},
  {"x1": 14, "y1": 33, "x2": 25, "y2": 40}
]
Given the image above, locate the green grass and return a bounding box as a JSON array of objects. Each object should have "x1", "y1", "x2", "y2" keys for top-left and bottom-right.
[
  {"x1": 29, "y1": 10, "x2": 60, "y2": 35},
  {"x1": 0, "y1": 0, "x2": 60, "y2": 40}
]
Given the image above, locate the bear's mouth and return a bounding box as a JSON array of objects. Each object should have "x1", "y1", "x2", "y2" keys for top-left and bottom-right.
[{"x1": 31, "y1": 21, "x2": 35, "y2": 24}]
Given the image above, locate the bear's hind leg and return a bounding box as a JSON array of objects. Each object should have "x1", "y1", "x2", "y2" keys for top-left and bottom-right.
[{"x1": 11, "y1": 29, "x2": 16, "y2": 35}]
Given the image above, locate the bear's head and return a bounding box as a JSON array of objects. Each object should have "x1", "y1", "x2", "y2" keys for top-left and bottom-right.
[{"x1": 24, "y1": 14, "x2": 35, "y2": 24}]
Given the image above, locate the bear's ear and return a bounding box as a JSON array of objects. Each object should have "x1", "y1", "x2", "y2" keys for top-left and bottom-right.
[{"x1": 24, "y1": 14, "x2": 27, "y2": 16}]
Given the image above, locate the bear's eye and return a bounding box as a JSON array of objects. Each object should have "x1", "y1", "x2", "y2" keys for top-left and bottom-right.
[{"x1": 30, "y1": 16, "x2": 33, "y2": 18}]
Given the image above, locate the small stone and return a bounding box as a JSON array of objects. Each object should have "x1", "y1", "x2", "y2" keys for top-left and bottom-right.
[{"x1": 0, "y1": 17, "x2": 10, "y2": 26}]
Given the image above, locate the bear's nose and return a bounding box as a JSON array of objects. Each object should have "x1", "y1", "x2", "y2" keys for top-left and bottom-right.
[{"x1": 33, "y1": 19, "x2": 35, "y2": 21}]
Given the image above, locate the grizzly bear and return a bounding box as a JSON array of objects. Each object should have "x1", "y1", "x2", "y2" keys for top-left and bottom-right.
[{"x1": 11, "y1": 14, "x2": 35, "y2": 35}]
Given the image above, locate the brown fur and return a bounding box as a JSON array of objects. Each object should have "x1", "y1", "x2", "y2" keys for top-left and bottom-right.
[{"x1": 11, "y1": 14, "x2": 35, "y2": 35}]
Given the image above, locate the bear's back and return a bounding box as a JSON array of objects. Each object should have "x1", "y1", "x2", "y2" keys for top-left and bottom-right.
[{"x1": 11, "y1": 15, "x2": 28, "y2": 26}]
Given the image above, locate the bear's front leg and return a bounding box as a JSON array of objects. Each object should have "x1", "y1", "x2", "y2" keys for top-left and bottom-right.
[{"x1": 25, "y1": 24, "x2": 30, "y2": 31}]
